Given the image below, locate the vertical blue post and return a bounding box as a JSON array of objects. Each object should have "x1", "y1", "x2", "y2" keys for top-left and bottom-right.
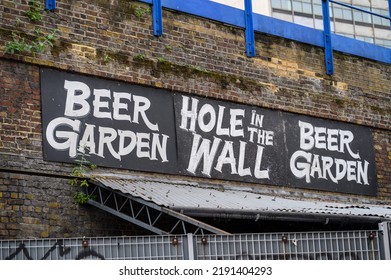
[
  {"x1": 152, "y1": 0, "x2": 163, "y2": 37},
  {"x1": 45, "y1": 0, "x2": 56, "y2": 11},
  {"x1": 388, "y1": 0, "x2": 391, "y2": 31},
  {"x1": 322, "y1": 0, "x2": 334, "y2": 75},
  {"x1": 244, "y1": 0, "x2": 256, "y2": 57}
]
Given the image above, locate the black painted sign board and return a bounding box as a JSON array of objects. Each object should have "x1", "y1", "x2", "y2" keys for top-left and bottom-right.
[
  {"x1": 40, "y1": 68, "x2": 178, "y2": 174},
  {"x1": 41, "y1": 68, "x2": 378, "y2": 196},
  {"x1": 173, "y1": 94, "x2": 287, "y2": 186},
  {"x1": 284, "y1": 113, "x2": 377, "y2": 196}
]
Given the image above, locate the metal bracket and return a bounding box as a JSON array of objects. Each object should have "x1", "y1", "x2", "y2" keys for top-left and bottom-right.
[
  {"x1": 85, "y1": 182, "x2": 230, "y2": 235},
  {"x1": 244, "y1": 0, "x2": 256, "y2": 57},
  {"x1": 45, "y1": 0, "x2": 56, "y2": 11},
  {"x1": 152, "y1": 0, "x2": 163, "y2": 36},
  {"x1": 322, "y1": 0, "x2": 334, "y2": 75}
]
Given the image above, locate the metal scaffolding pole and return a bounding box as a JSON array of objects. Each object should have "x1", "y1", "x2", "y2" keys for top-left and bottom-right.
[{"x1": 379, "y1": 222, "x2": 391, "y2": 260}]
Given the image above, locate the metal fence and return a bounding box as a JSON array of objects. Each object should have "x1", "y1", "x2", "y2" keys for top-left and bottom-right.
[
  {"x1": 194, "y1": 231, "x2": 383, "y2": 260},
  {"x1": 2, "y1": 223, "x2": 390, "y2": 260},
  {"x1": 0, "y1": 235, "x2": 187, "y2": 260}
]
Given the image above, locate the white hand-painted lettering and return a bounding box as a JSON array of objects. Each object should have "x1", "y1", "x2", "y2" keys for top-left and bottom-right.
[
  {"x1": 291, "y1": 121, "x2": 368, "y2": 185},
  {"x1": 186, "y1": 133, "x2": 269, "y2": 179},
  {"x1": 254, "y1": 145, "x2": 269, "y2": 179},
  {"x1": 113, "y1": 92, "x2": 132, "y2": 122},
  {"x1": 45, "y1": 79, "x2": 169, "y2": 163},
  {"x1": 46, "y1": 117, "x2": 169, "y2": 162},
  {"x1": 64, "y1": 80, "x2": 91, "y2": 118},
  {"x1": 238, "y1": 140, "x2": 251, "y2": 177},
  {"x1": 63, "y1": 80, "x2": 159, "y2": 131},
  {"x1": 180, "y1": 96, "x2": 245, "y2": 137},
  {"x1": 186, "y1": 134, "x2": 222, "y2": 176},
  {"x1": 299, "y1": 121, "x2": 360, "y2": 159},
  {"x1": 247, "y1": 127, "x2": 274, "y2": 145},
  {"x1": 46, "y1": 117, "x2": 81, "y2": 158},
  {"x1": 181, "y1": 96, "x2": 272, "y2": 180},
  {"x1": 250, "y1": 110, "x2": 264, "y2": 127},
  {"x1": 93, "y1": 89, "x2": 112, "y2": 119}
]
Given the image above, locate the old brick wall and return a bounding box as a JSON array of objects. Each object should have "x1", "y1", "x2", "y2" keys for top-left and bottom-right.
[
  {"x1": 0, "y1": 60, "x2": 146, "y2": 239},
  {"x1": 0, "y1": 0, "x2": 390, "y2": 238},
  {"x1": 0, "y1": 171, "x2": 145, "y2": 238}
]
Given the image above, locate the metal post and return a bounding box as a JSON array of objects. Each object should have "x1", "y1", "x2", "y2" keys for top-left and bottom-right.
[
  {"x1": 45, "y1": 0, "x2": 56, "y2": 11},
  {"x1": 379, "y1": 222, "x2": 391, "y2": 260},
  {"x1": 244, "y1": 0, "x2": 256, "y2": 57},
  {"x1": 187, "y1": 233, "x2": 195, "y2": 260},
  {"x1": 389, "y1": 0, "x2": 391, "y2": 31},
  {"x1": 322, "y1": 0, "x2": 334, "y2": 75},
  {"x1": 152, "y1": 0, "x2": 163, "y2": 36}
]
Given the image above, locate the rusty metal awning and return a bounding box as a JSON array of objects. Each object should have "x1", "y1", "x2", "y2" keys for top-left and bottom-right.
[
  {"x1": 85, "y1": 173, "x2": 391, "y2": 235},
  {"x1": 85, "y1": 175, "x2": 231, "y2": 235}
]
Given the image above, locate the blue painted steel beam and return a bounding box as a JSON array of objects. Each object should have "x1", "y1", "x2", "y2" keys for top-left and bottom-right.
[
  {"x1": 244, "y1": 0, "x2": 256, "y2": 57},
  {"x1": 322, "y1": 0, "x2": 334, "y2": 75},
  {"x1": 45, "y1": 0, "x2": 56, "y2": 11},
  {"x1": 152, "y1": 0, "x2": 163, "y2": 36}
]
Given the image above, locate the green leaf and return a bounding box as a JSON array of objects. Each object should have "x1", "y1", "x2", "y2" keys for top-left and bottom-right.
[
  {"x1": 80, "y1": 179, "x2": 89, "y2": 187},
  {"x1": 69, "y1": 178, "x2": 79, "y2": 186}
]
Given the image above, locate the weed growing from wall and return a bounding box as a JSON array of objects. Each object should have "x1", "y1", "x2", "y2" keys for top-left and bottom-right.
[
  {"x1": 134, "y1": 6, "x2": 151, "y2": 18},
  {"x1": 135, "y1": 53, "x2": 146, "y2": 60},
  {"x1": 25, "y1": 0, "x2": 44, "y2": 22},
  {"x1": 4, "y1": 0, "x2": 57, "y2": 56},
  {"x1": 157, "y1": 56, "x2": 166, "y2": 63},
  {"x1": 69, "y1": 147, "x2": 97, "y2": 204}
]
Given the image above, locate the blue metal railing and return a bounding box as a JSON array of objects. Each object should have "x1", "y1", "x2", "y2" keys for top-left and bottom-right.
[
  {"x1": 244, "y1": 0, "x2": 256, "y2": 57},
  {"x1": 390, "y1": 0, "x2": 391, "y2": 25},
  {"x1": 152, "y1": 0, "x2": 163, "y2": 36},
  {"x1": 330, "y1": 0, "x2": 391, "y2": 21},
  {"x1": 145, "y1": 0, "x2": 390, "y2": 74},
  {"x1": 45, "y1": 0, "x2": 56, "y2": 11},
  {"x1": 322, "y1": 0, "x2": 334, "y2": 75},
  {"x1": 44, "y1": 0, "x2": 391, "y2": 74},
  {"x1": 323, "y1": 0, "x2": 391, "y2": 74}
]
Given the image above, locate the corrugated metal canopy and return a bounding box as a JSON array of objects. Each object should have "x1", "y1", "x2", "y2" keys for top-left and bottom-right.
[{"x1": 89, "y1": 174, "x2": 391, "y2": 221}]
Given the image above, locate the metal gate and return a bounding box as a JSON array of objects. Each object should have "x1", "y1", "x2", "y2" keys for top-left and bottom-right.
[{"x1": 2, "y1": 223, "x2": 390, "y2": 260}]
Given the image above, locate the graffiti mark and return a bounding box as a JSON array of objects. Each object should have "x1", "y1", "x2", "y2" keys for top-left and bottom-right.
[
  {"x1": 5, "y1": 243, "x2": 33, "y2": 260},
  {"x1": 3, "y1": 238, "x2": 376, "y2": 260},
  {"x1": 4, "y1": 240, "x2": 105, "y2": 260},
  {"x1": 41, "y1": 240, "x2": 71, "y2": 260}
]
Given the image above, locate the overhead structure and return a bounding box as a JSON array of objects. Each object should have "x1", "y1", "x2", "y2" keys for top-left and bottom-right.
[
  {"x1": 85, "y1": 176, "x2": 230, "y2": 235},
  {"x1": 84, "y1": 174, "x2": 391, "y2": 236}
]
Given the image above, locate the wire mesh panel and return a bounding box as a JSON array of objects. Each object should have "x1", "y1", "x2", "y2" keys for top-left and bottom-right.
[
  {"x1": 193, "y1": 230, "x2": 383, "y2": 260},
  {"x1": 0, "y1": 235, "x2": 187, "y2": 260}
]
